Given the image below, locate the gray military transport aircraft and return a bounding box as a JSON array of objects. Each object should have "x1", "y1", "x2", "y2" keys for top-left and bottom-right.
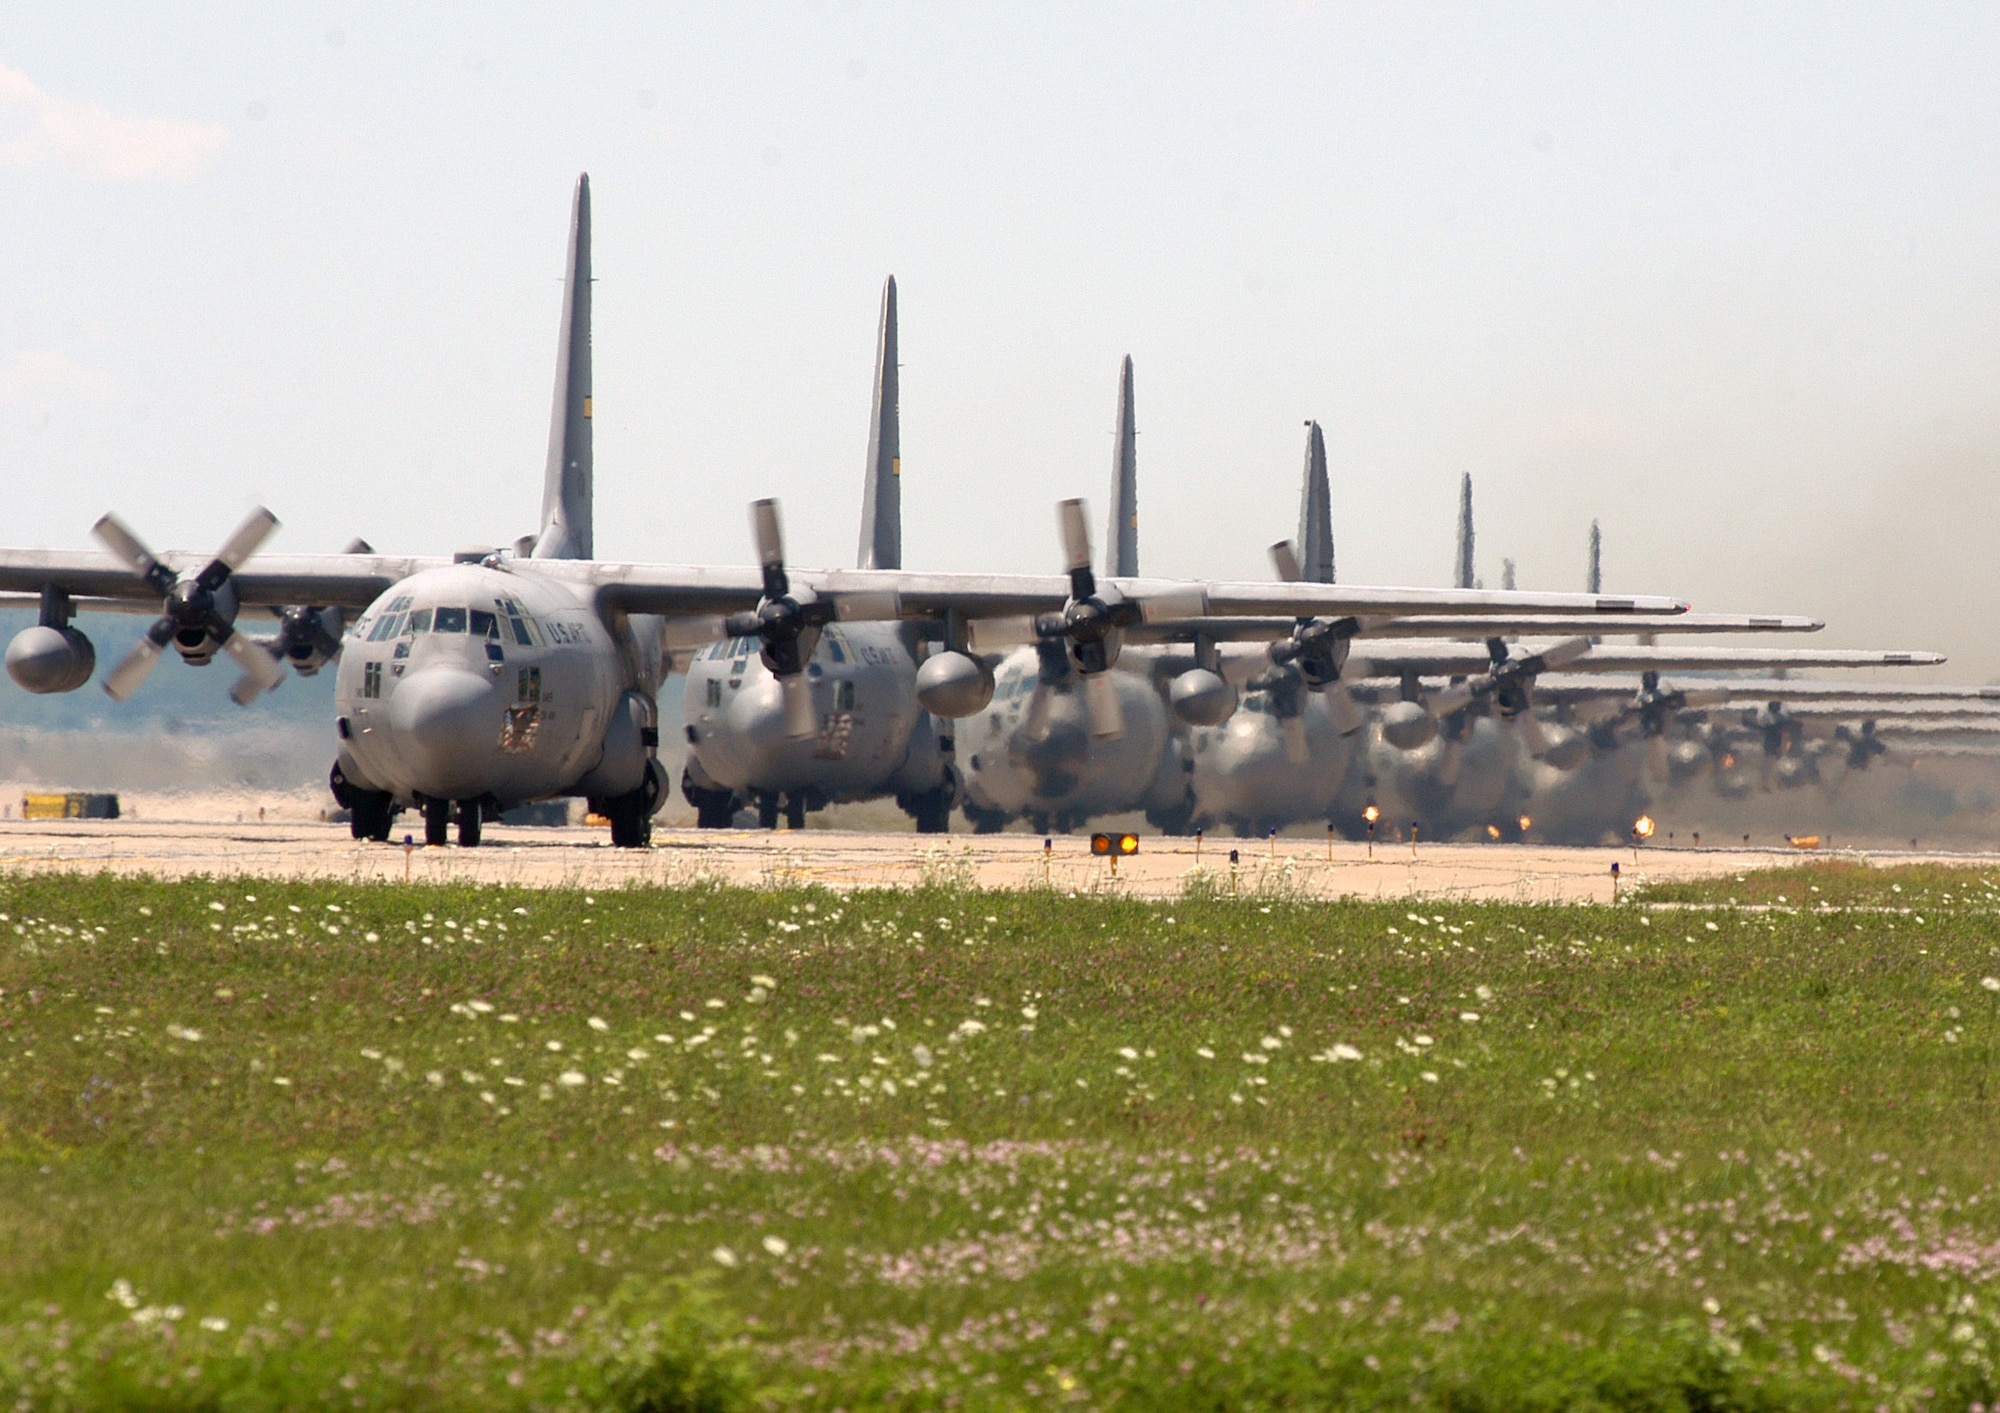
[
  {"x1": 0, "y1": 175, "x2": 1694, "y2": 846},
  {"x1": 678, "y1": 276, "x2": 959, "y2": 833}
]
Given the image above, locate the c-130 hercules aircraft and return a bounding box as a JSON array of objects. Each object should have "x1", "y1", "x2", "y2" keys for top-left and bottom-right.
[{"x1": 0, "y1": 175, "x2": 1695, "y2": 846}]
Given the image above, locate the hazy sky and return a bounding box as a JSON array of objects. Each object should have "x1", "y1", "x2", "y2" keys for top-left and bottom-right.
[{"x1": 4, "y1": 3, "x2": 1999, "y2": 679}]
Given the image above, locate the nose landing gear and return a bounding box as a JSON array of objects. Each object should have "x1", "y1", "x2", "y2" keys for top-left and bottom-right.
[{"x1": 421, "y1": 798, "x2": 486, "y2": 848}]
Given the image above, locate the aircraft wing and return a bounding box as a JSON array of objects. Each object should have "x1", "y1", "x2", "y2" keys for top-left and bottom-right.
[
  {"x1": 1530, "y1": 676, "x2": 1998, "y2": 702},
  {"x1": 0, "y1": 549, "x2": 1688, "y2": 622},
  {"x1": 1342, "y1": 645, "x2": 1943, "y2": 679},
  {"x1": 0, "y1": 550, "x2": 443, "y2": 611},
  {"x1": 1130, "y1": 612, "x2": 1817, "y2": 644},
  {"x1": 582, "y1": 566, "x2": 1690, "y2": 622}
]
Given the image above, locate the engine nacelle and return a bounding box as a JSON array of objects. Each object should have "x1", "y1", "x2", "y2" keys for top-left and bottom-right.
[
  {"x1": 278, "y1": 605, "x2": 345, "y2": 676},
  {"x1": 1379, "y1": 700, "x2": 1438, "y2": 752},
  {"x1": 6, "y1": 625, "x2": 95, "y2": 694},
  {"x1": 1168, "y1": 667, "x2": 1237, "y2": 727},
  {"x1": 915, "y1": 650, "x2": 995, "y2": 718},
  {"x1": 1539, "y1": 723, "x2": 1589, "y2": 772}
]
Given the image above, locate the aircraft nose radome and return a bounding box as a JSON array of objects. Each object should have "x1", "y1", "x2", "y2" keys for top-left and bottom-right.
[{"x1": 389, "y1": 668, "x2": 499, "y2": 797}]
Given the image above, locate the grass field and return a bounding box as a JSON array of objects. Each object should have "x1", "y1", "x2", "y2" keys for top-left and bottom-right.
[{"x1": 8, "y1": 863, "x2": 2000, "y2": 1409}]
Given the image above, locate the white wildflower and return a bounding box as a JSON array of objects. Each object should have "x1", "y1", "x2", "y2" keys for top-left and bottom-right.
[
  {"x1": 588, "y1": 1017, "x2": 610, "y2": 1032},
  {"x1": 557, "y1": 1071, "x2": 587, "y2": 1088},
  {"x1": 1983, "y1": 977, "x2": 2000, "y2": 993},
  {"x1": 762, "y1": 1235, "x2": 789, "y2": 1257},
  {"x1": 166, "y1": 1025, "x2": 203, "y2": 1043},
  {"x1": 1330, "y1": 1043, "x2": 1363, "y2": 1062},
  {"x1": 751, "y1": 974, "x2": 777, "y2": 990},
  {"x1": 912, "y1": 1044, "x2": 933, "y2": 1069},
  {"x1": 200, "y1": 1315, "x2": 228, "y2": 1332},
  {"x1": 1196, "y1": 1047, "x2": 1215, "y2": 1060},
  {"x1": 1459, "y1": 1012, "x2": 1480, "y2": 1023},
  {"x1": 1119, "y1": 1046, "x2": 1139, "y2": 1060},
  {"x1": 712, "y1": 1246, "x2": 738, "y2": 1268},
  {"x1": 1420, "y1": 1071, "x2": 1438, "y2": 1083}
]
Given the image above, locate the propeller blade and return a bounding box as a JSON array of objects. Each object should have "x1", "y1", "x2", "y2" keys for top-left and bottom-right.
[
  {"x1": 1324, "y1": 681, "x2": 1366, "y2": 736},
  {"x1": 751, "y1": 499, "x2": 785, "y2": 568},
  {"x1": 102, "y1": 629, "x2": 168, "y2": 701},
  {"x1": 219, "y1": 628, "x2": 285, "y2": 695},
  {"x1": 967, "y1": 617, "x2": 1039, "y2": 652},
  {"x1": 1058, "y1": 499, "x2": 1092, "y2": 574},
  {"x1": 228, "y1": 671, "x2": 267, "y2": 707},
  {"x1": 1430, "y1": 682, "x2": 1476, "y2": 718},
  {"x1": 92, "y1": 514, "x2": 167, "y2": 586},
  {"x1": 658, "y1": 615, "x2": 730, "y2": 653},
  {"x1": 1084, "y1": 669, "x2": 1125, "y2": 739},
  {"x1": 1021, "y1": 680, "x2": 1055, "y2": 741},
  {"x1": 831, "y1": 591, "x2": 901, "y2": 622},
  {"x1": 1516, "y1": 709, "x2": 1551, "y2": 758},
  {"x1": 215, "y1": 506, "x2": 280, "y2": 571},
  {"x1": 780, "y1": 672, "x2": 819, "y2": 739},
  {"x1": 1137, "y1": 586, "x2": 1208, "y2": 623},
  {"x1": 1269, "y1": 540, "x2": 1303, "y2": 584},
  {"x1": 1282, "y1": 712, "x2": 1309, "y2": 764},
  {"x1": 1531, "y1": 636, "x2": 1594, "y2": 672},
  {"x1": 1647, "y1": 733, "x2": 1670, "y2": 782}
]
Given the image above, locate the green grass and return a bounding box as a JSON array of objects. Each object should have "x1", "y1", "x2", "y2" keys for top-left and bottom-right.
[{"x1": 8, "y1": 867, "x2": 2000, "y2": 1408}]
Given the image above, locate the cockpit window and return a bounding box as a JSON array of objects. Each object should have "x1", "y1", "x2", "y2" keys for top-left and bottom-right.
[
  {"x1": 497, "y1": 599, "x2": 535, "y2": 646},
  {"x1": 406, "y1": 607, "x2": 433, "y2": 634},
  {"x1": 469, "y1": 609, "x2": 498, "y2": 639},
  {"x1": 433, "y1": 607, "x2": 468, "y2": 634},
  {"x1": 367, "y1": 612, "x2": 405, "y2": 642}
]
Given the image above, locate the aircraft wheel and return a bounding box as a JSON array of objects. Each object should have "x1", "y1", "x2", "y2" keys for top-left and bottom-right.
[
  {"x1": 900, "y1": 785, "x2": 953, "y2": 834},
  {"x1": 349, "y1": 791, "x2": 395, "y2": 842},
  {"x1": 682, "y1": 769, "x2": 736, "y2": 829},
  {"x1": 784, "y1": 795, "x2": 807, "y2": 831},
  {"x1": 424, "y1": 797, "x2": 450, "y2": 848},
  {"x1": 963, "y1": 802, "x2": 1009, "y2": 835},
  {"x1": 756, "y1": 794, "x2": 780, "y2": 830},
  {"x1": 593, "y1": 785, "x2": 654, "y2": 848},
  {"x1": 457, "y1": 805, "x2": 481, "y2": 848}
]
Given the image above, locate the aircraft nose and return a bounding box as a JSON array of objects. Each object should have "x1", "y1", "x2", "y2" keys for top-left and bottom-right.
[
  {"x1": 725, "y1": 675, "x2": 807, "y2": 752},
  {"x1": 389, "y1": 668, "x2": 499, "y2": 797}
]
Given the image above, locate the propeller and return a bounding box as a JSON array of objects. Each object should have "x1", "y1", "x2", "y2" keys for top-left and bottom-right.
[
  {"x1": 722, "y1": 499, "x2": 901, "y2": 738},
  {"x1": 92, "y1": 507, "x2": 286, "y2": 704},
  {"x1": 995, "y1": 499, "x2": 1205, "y2": 742},
  {"x1": 1265, "y1": 538, "x2": 1369, "y2": 737},
  {"x1": 1836, "y1": 719, "x2": 1889, "y2": 771},
  {"x1": 1426, "y1": 637, "x2": 1593, "y2": 756},
  {"x1": 262, "y1": 537, "x2": 373, "y2": 684}
]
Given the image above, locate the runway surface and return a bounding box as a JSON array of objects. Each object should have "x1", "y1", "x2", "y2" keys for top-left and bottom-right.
[{"x1": 0, "y1": 818, "x2": 1976, "y2": 901}]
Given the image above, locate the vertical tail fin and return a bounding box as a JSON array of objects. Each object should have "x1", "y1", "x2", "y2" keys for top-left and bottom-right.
[
  {"x1": 856, "y1": 276, "x2": 901, "y2": 570},
  {"x1": 1586, "y1": 520, "x2": 1602, "y2": 593},
  {"x1": 532, "y1": 174, "x2": 593, "y2": 560},
  {"x1": 1296, "y1": 420, "x2": 1334, "y2": 583},
  {"x1": 1453, "y1": 472, "x2": 1474, "y2": 590},
  {"x1": 1105, "y1": 355, "x2": 1138, "y2": 577}
]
